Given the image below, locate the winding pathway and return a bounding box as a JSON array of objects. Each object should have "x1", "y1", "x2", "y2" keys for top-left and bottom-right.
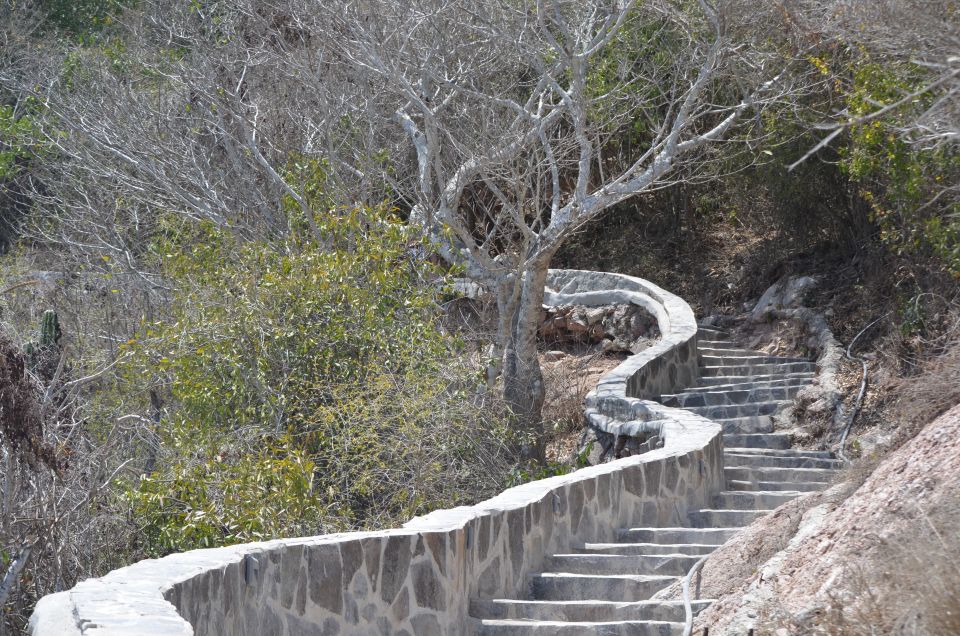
[{"x1": 471, "y1": 326, "x2": 842, "y2": 635}]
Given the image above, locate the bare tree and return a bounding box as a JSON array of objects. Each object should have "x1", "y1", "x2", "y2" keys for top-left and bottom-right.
[
  {"x1": 816, "y1": 0, "x2": 956, "y2": 147},
  {"x1": 318, "y1": 0, "x2": 794, "y2": 459}
]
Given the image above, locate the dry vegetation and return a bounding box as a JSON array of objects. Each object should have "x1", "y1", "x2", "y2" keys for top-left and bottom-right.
[
  {"x1": 0, "y1": 0, "x2": 956, "y2": 632},
  {"x1": 540, "y1": 349, "x2": 624, "y2": 463}
]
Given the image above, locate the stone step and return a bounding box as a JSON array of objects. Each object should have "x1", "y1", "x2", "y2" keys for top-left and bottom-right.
[
  {"x1": 695, "y1": 372, "x2": 815, "y2": 387},
  {"x1": 716, "y1": 415, "x2": 775, "y2": 434},
  {"x1": 470, "y1": 598, "x2": 713, "y2": 622},
  {"x1": 697, "y1": 327, "x2": 731, "y2": 340},
  {"x1": 545, "y1": 554, "x2": 702, "y2": 577},
  {"x1": 723, "y1": 433, "x2": 792, "y2": 449},
  {"x1": 700, "y1": 362, "x2": 817, "y2": 377},
  {"x1": 726, "y1": 479, "x2": 826, "y2": 492},
  {"x1": 725, "y1": 452, "x2": 842, "y2": 470},
  {"x1": 618, "y1": 527, "x2": 741, "y2": 544},
  {"x1": 476, "y1": 619, "x2": 686, "y2": 636},
  {"x1": 699, "y1": 354, "x2": 811, "y2": 366},
  {"x1": 713, "y1": 490, "x2": 804, "y2": 511},
  {"x1": 683, "y1": 377, "x2": 814, "y2": 393},
  {"x1": 530, "y1": 573, "x2": 678, "y2": 602},
  {"x1": 698, "y1": 346, "x2": 776, "y2": 357},
  {"x1": 578, "y1": 543, "x2": 721, "y2": 556},
  {"x1": 685, "y1": 401, "x2": 789, "y2": 420},
  {"x1": 697, "y1": 339, "x2": 738, "y2": 347},
  {"x1": 479, "y1": 327, "x2": 828, "y2": 632},
  {"x1": 687, "y1": 508, "x2": 768, "y2": 528},
  {"x1": 725, "y1": 465, "x2": 837, "y2": 485},
  {"x1": 725, "y1": 447, "x2": 837, "y2": 460},
  {"x1": 698, "y1": 344, "x2": 811, "y2": 356},
  {"x1": 661, "y1": 386, "x2": 802, "y2": 408}
]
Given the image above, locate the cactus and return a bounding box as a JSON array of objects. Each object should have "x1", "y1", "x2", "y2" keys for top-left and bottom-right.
[
  {"x1": 40, "y1": 309, "x2": 61, "y2": 349},
  {"x1": 25, "y1": 310, "x2": 62, "y2": 378},
  {"x1": 24, "y1": 340, "x2": 38, "y2": 370}
]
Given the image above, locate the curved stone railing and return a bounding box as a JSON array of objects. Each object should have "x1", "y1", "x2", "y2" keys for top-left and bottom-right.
[
  {"x1": 544, "y1": 270, "x2": 701, "y2": 434},
  {"x1": 30, "y1": 269, "x2": 722, "y2": 636}
]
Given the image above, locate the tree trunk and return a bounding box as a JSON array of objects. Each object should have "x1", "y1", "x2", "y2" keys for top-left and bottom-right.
[
  {"x1": 501, "y1": 260, "x2": 551, "y2": 464},
  {"x1": 487, "y1": 273, "x2": 520, "y2": 388}
]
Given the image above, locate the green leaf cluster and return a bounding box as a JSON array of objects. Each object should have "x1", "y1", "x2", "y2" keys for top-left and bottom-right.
[
  {"x1": 42, "y1": 0, "x2": 134, "y2": 37},
  {"x1": 837, "y1": 57, "x2": 960, "y2": 274},
  {"x1": 137, "y1": 206, "x2": 446, "y2": 428},
  {"x1": 124, "y1": 429, "x2": 327, "y2": 553},
  {"x1": 585, "y1": 12, "x2": 682, "y2": 151},
  {"x1": 0, "y1": 105, "x2": 44, "y2": 180}
]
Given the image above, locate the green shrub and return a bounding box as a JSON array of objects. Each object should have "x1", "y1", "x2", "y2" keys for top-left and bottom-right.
[
  {"x1": 42, "y1": 0, "x2": 133, "y2": 36},
  {"x1": 118, "y1": 205, "x2": 512, "y2": 555},
  {"x1": 125, "y1": 429, "x2": 328, "y2": 553}
]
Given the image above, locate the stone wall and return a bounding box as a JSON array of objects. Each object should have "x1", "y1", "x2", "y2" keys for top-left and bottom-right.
[{"x1": 29, "y1": 269, "x2": 722, "y2": 636}]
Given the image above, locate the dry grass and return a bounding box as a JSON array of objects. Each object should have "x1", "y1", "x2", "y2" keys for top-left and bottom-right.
[
  {"x1": 841, "y1": 337, "x2": 960, "y2": 465},
  {"x1": 830, "y1": 452, "x2": 881, "y2": 491},
  {"x1": 884, "y1": 339, "x2": 960, "y2": 444},
  {"x1": 540, "y1": 349, "x2": 624, "y2": 462},
  {"x1": 541, "y1": 348, "x2": 624, "y2": 429}
]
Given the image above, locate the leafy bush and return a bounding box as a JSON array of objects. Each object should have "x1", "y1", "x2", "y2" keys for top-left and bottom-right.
[
  {"x1": 118, "y1": 206, "x2": 513, "y2": 555},
  {"x1": 125, "y1": 429, "x2": 328, "y2": 552},
  {"x1": 139, "y1": 207, "x2": 446, "y2": 425},
  {"x1": 839, "y1": 58, "x2": 960, "y2": 274}
]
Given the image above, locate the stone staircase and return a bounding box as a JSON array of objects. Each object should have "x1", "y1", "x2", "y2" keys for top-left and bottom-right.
[{"x1": 470, "y1": 326, "x2": 842, "y2": 635}]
